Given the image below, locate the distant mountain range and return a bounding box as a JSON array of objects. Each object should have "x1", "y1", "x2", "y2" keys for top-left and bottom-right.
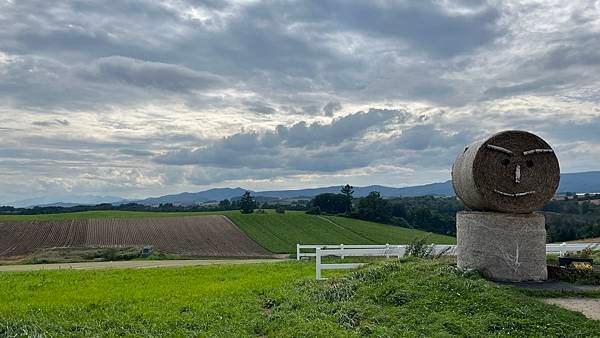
[
  {"x1": 7, "y1": 171, "x2": 600, "y2": 207},
  {"x1": 9, "y1": 195, "x2": 126, "y2": 208}
]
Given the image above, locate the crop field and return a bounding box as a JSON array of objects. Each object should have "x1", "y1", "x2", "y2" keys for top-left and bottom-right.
[
  {"x1": 0, "y1": 215, "x2": 270, "y2": 259},
  {"x1": 1, "y1": 259, "x2": 598, "y2": 337},
  {"x1": 228, "y1": 211, "x2": 455, "y2": 253},
  {"x1": 0, "y1": 210, "x2": 455, "y2": 260}
]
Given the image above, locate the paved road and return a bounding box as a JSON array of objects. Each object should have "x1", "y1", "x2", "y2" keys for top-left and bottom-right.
[{"x1": 0, "y1": 258, "x2": 289, "y2": 272}]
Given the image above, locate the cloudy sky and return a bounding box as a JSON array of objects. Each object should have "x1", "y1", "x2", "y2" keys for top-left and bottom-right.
[{"x1": 1, "y1": 0, "x2": 600, "y2": 204}]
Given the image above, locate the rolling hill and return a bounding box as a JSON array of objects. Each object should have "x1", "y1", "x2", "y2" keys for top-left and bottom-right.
[{"x1": 0, "y1": 210, "x2": 455, "y2": 258}]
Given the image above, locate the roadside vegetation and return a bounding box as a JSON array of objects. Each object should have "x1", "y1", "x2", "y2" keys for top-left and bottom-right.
[
  {"x1": 19, "y1": 247, "x2": 180, "y2": 265},
  {"x1": 1, "y1": 259, "x2": 598, "y2": 337}
]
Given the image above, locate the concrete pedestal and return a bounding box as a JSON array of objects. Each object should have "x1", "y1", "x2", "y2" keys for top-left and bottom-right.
[{"x1": 456, "y1": 211, "x2": 547, "y2": 282}]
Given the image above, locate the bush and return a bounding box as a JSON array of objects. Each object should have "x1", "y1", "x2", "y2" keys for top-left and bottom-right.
[
  {"x1": 406, "y1": 235, "x2": 450, "y2": 259},
  {"x1": 276, "y1": 207, "x2": 285, "y2": 214},
  {"x1": 306, "y1": 206, "x2": 321, "y2": 215},
  {"x1": 255, "y1": 209, "x2": 266, "y2": 214}
]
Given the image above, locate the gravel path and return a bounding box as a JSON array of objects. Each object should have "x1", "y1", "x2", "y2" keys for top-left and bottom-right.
[
  {"x1": 0, "y1": 258, "x2": 288, "y2": 272},
  {"x1": 544, "y1": 298, "x2": 600, "y2": 320}
]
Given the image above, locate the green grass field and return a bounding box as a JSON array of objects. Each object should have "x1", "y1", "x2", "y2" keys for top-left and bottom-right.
[
  {"x1": 0, "y1": 210, "x2": 455, "y2": 255},
  {"x1": 1, "y1": 259, "x2": 598, "y2": 337},
  {"x1": 228, "y1": 211, "x2": 455, "y2": 253}
]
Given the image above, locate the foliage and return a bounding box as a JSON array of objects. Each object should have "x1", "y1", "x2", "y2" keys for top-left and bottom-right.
[
  {"x1": 405, "y1": 235, "x2": 450, "y2": 258},
  {"x1": 544, "y1": 212, "x2": 600, "y2": 242},
  {"x1": 239, "y1": 191, "x2": 256, "y2": 214},
  {"x1": 354, "y1": 191, "x2": 392, "y2": 223},
  {"x1": 218, "y1": 199, "x2": 232, "y2": 209},
  {"x1": 275, "y1": 207, "x2": 285, "y2": 214},
  {"x1": 310, "y1": 193, "x2": 348, "y2": 214},
  {"x1": 305, "y1": 206, "x2": 321, "y2": 215},
  {"x1": 340, "y1": 184, "x2": 354, "y2": 214}
]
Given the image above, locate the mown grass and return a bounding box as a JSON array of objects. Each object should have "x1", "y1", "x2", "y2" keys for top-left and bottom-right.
[
  {"x1": 1, "y1": 259, "x2": 598, "y2": 337},
  {"x1": 228, "y1": 211, "x2": 454, "y2": 253},
  {"x1": 325, "y1": 216, "x2": 456, "y2": 245}
]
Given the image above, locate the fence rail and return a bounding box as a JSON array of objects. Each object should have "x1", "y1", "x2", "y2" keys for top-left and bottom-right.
[{"x1": 306, "y1": 242, "x2": 598, "y2": 280}]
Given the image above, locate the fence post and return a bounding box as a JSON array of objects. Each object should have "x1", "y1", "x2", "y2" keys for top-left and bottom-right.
[
  {"x1": 397, "y1": 245, "x2": 401, "y2": 259},
  {"x1": 560, "y1": 242, "x2": 566, "y2": 257},
  {"x1": 386, "y1": 243, "x2": 390, "y2": 259},
  {"x1": 340, "y1": 244, "x2": 344, "y2": 259},
  {"x1": 297, "y1": 244, "x2": 300, "y2": 261},
  {"x1": 316, "y1": 248, "x2": 322, "y2": 280}
]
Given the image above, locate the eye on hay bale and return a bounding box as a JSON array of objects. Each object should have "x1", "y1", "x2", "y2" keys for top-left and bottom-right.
[{"x1": 452, "y1": 130, "x2": 560, "y2": 214}]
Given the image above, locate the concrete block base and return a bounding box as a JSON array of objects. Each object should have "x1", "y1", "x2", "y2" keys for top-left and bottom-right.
[{"x1": 457, "y1": 211, "x2": 547, "y2": 282}]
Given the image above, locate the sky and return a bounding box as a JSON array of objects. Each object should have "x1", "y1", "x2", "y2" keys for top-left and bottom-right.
[{"x1": 1, "y1": 0, "x2": 600, "y2": 204}]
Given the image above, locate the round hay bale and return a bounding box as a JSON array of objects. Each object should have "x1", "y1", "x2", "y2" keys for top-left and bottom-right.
[{"x1": 452, "y1": 130, "x2": 560, "y2": 213}]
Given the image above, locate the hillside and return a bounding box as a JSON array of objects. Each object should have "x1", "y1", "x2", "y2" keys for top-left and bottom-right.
[
  {"x1": 0, "y1": 211, "x2": 455, "y2": 257},
  {"x1": 227, "y1": 211, "x2": 455, "y2": 253},
  {"x1": 0, "y1": 215, "x2": 270, "y2": 259}
]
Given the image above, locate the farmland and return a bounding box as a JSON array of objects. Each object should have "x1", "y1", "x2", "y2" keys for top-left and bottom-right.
[
  {"x1": 1, "y1": 259, "x2": 598, "y2": 336},
  {"x1": 0, "y1": 210, "x2": 455, "y2": 260},
  {"x1": 0, "y1": 215, "x2": 270, "y2": 259},
  {"x1": 224, "y1": 212, "x2": 455, "y2": 253}
]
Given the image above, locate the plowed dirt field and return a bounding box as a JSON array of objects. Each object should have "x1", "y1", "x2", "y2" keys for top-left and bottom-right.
[{"x1": 0, "y1": 215, "x2": 271, "y2": 258}]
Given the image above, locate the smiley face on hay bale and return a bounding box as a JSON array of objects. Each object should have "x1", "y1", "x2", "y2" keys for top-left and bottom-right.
[{"x1": 452, "y1": 130, "x2": 560, "y2": 214}]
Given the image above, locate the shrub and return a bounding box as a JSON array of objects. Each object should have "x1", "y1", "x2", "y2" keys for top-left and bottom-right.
[
  {"x1": 306, "y1": 206, "x2": 321, "y2": 215},
  {"x1": 275, "y1": 207, "x2": 285, "y2": 214},
  {"x1": 406, "y1": 235, "x2": 450, "y2": 259}
]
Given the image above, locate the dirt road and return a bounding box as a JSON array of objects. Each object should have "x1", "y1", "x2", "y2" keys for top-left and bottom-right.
[
  {"x1": 0, "y1": 258, "x2": 288, "y2": 272},
  {"x1": 544, "y1": 298, "x2": 600, "y2": 320}
]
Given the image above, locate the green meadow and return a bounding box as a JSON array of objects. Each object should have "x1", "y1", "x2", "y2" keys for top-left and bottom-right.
[{"x1": 1, "y1": 259, "x2": 598, "y2": 337}]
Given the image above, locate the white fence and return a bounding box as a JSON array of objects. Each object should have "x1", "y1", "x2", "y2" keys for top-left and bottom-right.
[{"x1": 306, "y1": 242, "x2": 598, "y2": 280}]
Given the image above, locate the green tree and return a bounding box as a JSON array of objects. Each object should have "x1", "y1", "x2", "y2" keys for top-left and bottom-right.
[
  {"x1": 340, "y1": 184, "x2": 354, "y2": 214},
  {"x1": 218, "y1": 199, "x2": 231, "y2": 209},
  {"x1": 356, "y1": 191, "x2": 392, "y2": 223},
  {"x1": 310, "y1": 193, "x2": 347, "y2": 214},
  {"x1": 239, "y1": 191, "x2": 256, "y2": 214}
]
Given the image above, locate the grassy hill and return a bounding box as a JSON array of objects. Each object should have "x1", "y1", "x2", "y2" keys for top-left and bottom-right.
[
  {"x1": 1, "y1": 259, "x2": 598, "y2": 336},
  {"x1": 226, "y1": 211, "x2": 455, "y2": 253},
  {"x1": 0, "y1": 210, "x2": 455, "y2": 255}
]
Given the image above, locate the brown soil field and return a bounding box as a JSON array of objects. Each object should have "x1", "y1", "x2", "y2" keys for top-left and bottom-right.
[{"x1": 0, "y1": 215, "x2": 271, "y2": 259}]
